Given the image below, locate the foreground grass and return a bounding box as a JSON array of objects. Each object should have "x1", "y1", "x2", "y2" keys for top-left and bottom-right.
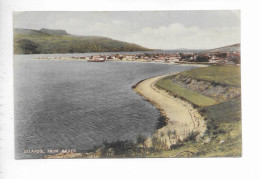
[
  {"x1": 156, "y1": 78, "x2": 218, "y2": 106},
  {"x1": 146, "y1": 97, "x2": 241, "y2": 157},
  {"x1": 181, "y1": 65, "x2": 241, "y2": 87},
  {"x1": 150, "y1": 65, "x2": 241, "y2": 157}
]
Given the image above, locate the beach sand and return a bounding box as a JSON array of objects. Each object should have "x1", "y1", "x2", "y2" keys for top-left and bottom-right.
[{"x1": 134, "y1": 74, "x2": 207, "y2": 149}]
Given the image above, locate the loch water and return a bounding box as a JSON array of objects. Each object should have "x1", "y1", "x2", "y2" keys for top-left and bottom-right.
[{"x1": 14, "y1": 54, "x2": 197, "y2": 159}]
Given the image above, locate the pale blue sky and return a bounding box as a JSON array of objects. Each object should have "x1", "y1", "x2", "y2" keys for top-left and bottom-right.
[{"x1": 14, "y1": 11, "x2": 240, "y2": 49}]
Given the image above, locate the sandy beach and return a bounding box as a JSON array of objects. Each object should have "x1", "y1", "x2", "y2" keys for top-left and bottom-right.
[{"x1": 134, "y1": 74, "x2": 207, "y2": 149}]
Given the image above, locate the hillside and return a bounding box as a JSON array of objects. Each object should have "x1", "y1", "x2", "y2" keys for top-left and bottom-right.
[
  {"x1": 39, "y1": 28, "x2": 69, "y2": 35},
  {"x1": 13, "y1": 28, "x2": 151, "y2": 54},
  {"x1": 203, "y1": 43, "x2": 240, "y2": 53}
]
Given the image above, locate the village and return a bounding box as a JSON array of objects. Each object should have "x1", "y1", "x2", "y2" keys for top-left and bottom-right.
[{"x1": 37, "y1": 51, "x2": 240, "y2": 64}]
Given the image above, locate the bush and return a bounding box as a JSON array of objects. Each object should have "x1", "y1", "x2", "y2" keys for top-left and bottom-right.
[
  {"x1": 183, "y1": 131, "x2": 200, "y2": 142},
  {"x1": 230, "y1": 55, "x2": 240, "y2": 64},
  {"x1": 156, "y1": 116, "x2": 167, "y2": 129},
  {"x1": 136, "y1": 134, "x2": 147, "y2": 145},
  {"x1": 171, "y1": 139, "x2": 184, "y2": 149},
  {"x1": 196, "y1": 55, "x2": 210, "y2": 62},
  {"x1": 152, "y1": 136, "x2": 164, "y2": 150}
]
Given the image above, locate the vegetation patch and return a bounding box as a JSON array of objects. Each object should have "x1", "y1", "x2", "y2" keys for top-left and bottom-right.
[
  {"x1": 148, "y1": 65, "x2": 242, "y2": 157},
  {"x1": 158, "y1": 97, "x2": 241, "y2": 157},
  {"x1": 156, "y1": 78, "x2": 218, "y2": 106},
  {"x1": 181, "y1": 65, "x2": 241, "y2": 87}
]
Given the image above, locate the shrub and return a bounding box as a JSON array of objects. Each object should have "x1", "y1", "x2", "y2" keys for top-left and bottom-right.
[
  {"x1": 136, "y1": 134, "x2": 147, "y2": 145},
  {"x1": 196, "y1": 55, "x2": 210, "y2": 62},
  {"x1": 156, "y1": 115, "x2": 167, "y2": 129},
  {"x1": 183, "y1": 131, "x2": 200, "y2": 142},
  {"x1": 152, "y1": 136, "x2": 164, "y2": 150}
]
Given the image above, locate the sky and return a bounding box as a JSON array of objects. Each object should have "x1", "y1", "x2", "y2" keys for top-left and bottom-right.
[{"x1": 13, "y1": 11, "x2": 240, "y2": 49}]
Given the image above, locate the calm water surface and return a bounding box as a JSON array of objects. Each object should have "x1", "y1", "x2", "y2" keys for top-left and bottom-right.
[{"x1": 14, "y1": 54, "x2": 197, "y2": 159}]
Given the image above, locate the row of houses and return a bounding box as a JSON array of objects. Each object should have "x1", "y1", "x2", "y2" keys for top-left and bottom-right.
[
  {"x1": 177, "y1": 51, "x2": 240, "y2": 64},
  {"x1": 36, "y1": 51, "x2": 240, "y2": 64},
  {"x1": 65, "y1": 54, "x2": 182, "y2": 63}
]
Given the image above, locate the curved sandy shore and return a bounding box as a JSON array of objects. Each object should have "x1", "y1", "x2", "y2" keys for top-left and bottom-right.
[{"x1": 134, "y1": 74, "x2": 207, "y2": 149}]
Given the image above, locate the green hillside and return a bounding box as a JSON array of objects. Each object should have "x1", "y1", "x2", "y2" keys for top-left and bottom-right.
[
  {"x1": 181, "y1": 65, "x2": 241, "y2": 87},
  {"x1": 14, "y1": 28, "x2": 151, "y2": 54}
]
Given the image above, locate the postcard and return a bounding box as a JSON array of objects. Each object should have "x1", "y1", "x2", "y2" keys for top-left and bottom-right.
[{"x1": 13, "y1": 11, "x2": 241, "y2": 159}]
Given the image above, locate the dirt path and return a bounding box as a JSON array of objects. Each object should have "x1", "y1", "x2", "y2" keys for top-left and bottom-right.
[{"x1": 134, "y1": 74, "x2": 207, "y2": 149}]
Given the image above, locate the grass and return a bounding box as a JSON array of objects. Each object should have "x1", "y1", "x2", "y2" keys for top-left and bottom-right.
[
  {"x1": 181, "y1": 65, "x2": 241, "y2": 87},
  {"x1": 146, "y1": 98, "x2": 242, "y2": 157},
  {"x1": 150, "y1": 65, "x2": 241, "y2": 157},
  {"x1": 149, "y1": 65, "x2": 241, "y2": 157},
  {"x1": 146, "y1": 97, "x2": 241, "y2": 158},
  {"x1": 156, "y1": 78, "x2": 218, "y2": 106}
]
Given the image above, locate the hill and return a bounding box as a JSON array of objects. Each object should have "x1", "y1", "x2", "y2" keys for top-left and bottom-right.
[
  {"x1": 13, "y1": 28, "x2": 151, "y2": 54},
  {"x1": 202, "y1": 43, "x2": 240, "y2": 53},
  {"x1": 39, "y1": 28, "x2": 69, "y2": 35}
]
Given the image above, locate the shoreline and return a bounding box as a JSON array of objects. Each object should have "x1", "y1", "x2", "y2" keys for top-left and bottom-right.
[
  {"x1": 133, "y1": 73, "x2": 207, "y2": 149},
  {"x1": 40, "y1": 63, "x2": 208, "y2": 158},
  {"x1": 32, "y1": 57, "x2": 209, "y2": 67}
]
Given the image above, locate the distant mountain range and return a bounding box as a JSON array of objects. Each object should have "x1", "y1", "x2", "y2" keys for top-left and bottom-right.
[
  {"x1": 202, "y1": 43, "x2": 240, "y2": 53},
  {"x1": 13, "y1": 28, "x2": 151, "y2": 54},
  {"x1": 159, "y1": 44, "x2": 240, "y2": 54},
  {"x1": 14, "y1": 28, "x2": 240, "y2": 55}
]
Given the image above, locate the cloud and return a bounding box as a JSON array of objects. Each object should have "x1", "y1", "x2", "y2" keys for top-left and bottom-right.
[
  {"x1": 120, "y1": 23, "x2": 240, "y2": 49},
  {"x1": 13, "y1": 11, "x2": 240, "y2": 49},
  {"x1": 63, "y1": 21, "x2": 239, "y2": 49}
]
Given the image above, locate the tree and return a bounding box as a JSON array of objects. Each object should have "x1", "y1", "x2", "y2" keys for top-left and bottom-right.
[
  {"x1": 230, "y1": 55, "x2": 240, "y2": 64},
  {"x1": 215, "y1": 52, "x2": 227, "y2": 58},
  {"x1": 196, "y1": 55, "x2": 210, "y2": 62}
]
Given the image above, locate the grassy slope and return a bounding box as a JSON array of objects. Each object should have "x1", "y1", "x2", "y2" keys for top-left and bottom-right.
[
  {"x1": 181, "y1": 65, "x2": 241, "y2": 87},
  {"x1": 156, "y1": 78, "x2": 218, "y2": 106},
  {"x1": 14, "y1": 31, "x2": 151, "y2": 54},
  {"x1": 152, "y1": 65, "x2": 241, "y2": 157}
]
